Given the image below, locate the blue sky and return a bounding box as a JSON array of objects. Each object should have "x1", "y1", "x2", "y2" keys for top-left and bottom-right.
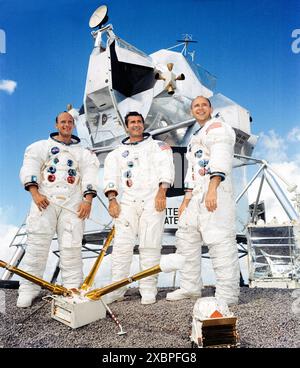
[{"x1": 0, "y1": 0, "x2": 300, "y2": 227}]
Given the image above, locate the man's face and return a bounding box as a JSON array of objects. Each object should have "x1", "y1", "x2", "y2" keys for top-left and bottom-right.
[
  {"x1": 191, "y1": 97, "x2": 212, "y2": 125},
  {"x1": 56, "y1": 112, "x2": 74, "y2": 138},
  {"x1": 126, "y1": 115, "x2": 144, "y2": 138}
]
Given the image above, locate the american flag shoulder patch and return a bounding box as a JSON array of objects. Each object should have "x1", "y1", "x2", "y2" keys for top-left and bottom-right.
[
  {"x1": 206, "y1": 122, "x2": 222, "y2": 134},
  {"x1": 157, "y1": 141, "x2": 171, "y2": 150}
]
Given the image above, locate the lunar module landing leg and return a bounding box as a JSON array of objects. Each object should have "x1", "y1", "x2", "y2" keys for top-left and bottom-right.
[{"x1": 0, "y1": 252, "x2": 185, "y2": 329}]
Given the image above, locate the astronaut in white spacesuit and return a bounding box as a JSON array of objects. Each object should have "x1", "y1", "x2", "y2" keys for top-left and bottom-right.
[
  {"x1": 103, "y1": 111, "x2": 175, "y2": 305},
  {"x1": 166, "y1": 96, "x2": 240, "y2": 306},
  {"x1": 17, "y1": 112, "x2": 99, "y2": 308}
]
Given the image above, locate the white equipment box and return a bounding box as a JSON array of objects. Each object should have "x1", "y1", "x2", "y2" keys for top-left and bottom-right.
[{"x1": 51, "y1": 295, "x2": 106, "y2": 329}]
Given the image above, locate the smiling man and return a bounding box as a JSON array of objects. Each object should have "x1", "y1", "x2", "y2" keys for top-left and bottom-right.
[
  {"x1": 17, "y1": 111, "x2": 99, "y2": 308},
  {"x1": 103, "y1": 111, "x2": 175, "y2": 305},
  {"x1": 166, "y1": 96, "x2": 240, "y2": 306}
]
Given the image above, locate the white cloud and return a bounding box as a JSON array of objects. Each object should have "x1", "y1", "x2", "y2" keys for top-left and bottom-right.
[
  {"x1": 287, "y1": 126, "x2": 300, "y2": 143},
  {"x1": 293, "y1": 152, "x2": 300, "y2": 165},
  {"x1": 255, "y1": 130, "x2": 288, "y2": 162},
  {"x1": 0, "y1": 79, "x2": 17, "y2": 95}
]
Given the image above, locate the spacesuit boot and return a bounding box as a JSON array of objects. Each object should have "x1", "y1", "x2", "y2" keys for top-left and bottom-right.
[
  {"x1": 166, "y1": 288, "x2": 201, "y2": 301},
  {"x1": 17, "y1": 290, "x2": 40, "y2": 308},
  {"x1": 140, "y1": 292, "x2": 156, "y2": 305}
]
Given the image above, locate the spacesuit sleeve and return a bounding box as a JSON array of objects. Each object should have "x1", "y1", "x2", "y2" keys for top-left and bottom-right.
[
  {"x1": 183, "y1": 140, "x2": 194, "y2": 191},
  {"x1": 155, "y1": 142, "x2": 175, "y2": 186},
  {"x1": 103, "y1": 150, "x2": 120, "y2": 196},
  {"x1": 205, "y1": 124, "x2": 235, "y2": 181},
  {"x1": 80, "y1": 149, "x2": 100, "y2": 197},
  {"x1": 184, "y1": 163, "x2": 194, "y2": 191},
  {"x1": 19, "y1": 141, "x2": 48, "y2": 191}
]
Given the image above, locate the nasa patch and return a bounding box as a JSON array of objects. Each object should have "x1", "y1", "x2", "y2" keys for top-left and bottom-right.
[{"x1": 51, "y1": 147, "x2": 60, "y2": 155}]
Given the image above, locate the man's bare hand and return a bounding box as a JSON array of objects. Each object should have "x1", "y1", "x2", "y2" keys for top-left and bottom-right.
[
  {"x1": 155, "y1": 187, "x2": 167, "y2": 212},
  {"x1": 77, "y1": 201, "x2": 92, "y2": 220},
  {"x1": 205, "y1": 188, "x2": 217, "y2": 212},
  {"x1": 205, "y1": 176, "x2": 221, "y2": 212},
  {"x1": 32, "y1": 191, "x2": 50, "y2": 211},
  {"x1": 109, "y1": 199, "x2": 121, "y2": 218},
  {"x1": 178, "y1": 197, "x2": 191, "y2": 217}
]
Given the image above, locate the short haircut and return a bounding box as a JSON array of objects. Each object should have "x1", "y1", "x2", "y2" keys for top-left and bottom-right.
[
  {"x1": 55, "y1": 111, "x2": 74, "y2": 124},
  {"x1": 124, "y1": 111, "x2": 145, "y2": 127},
  {"x1": 191, "y1": 96, "x2": 212, "y2": 109}
]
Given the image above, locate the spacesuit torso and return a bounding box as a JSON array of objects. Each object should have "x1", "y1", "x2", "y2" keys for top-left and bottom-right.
[
  {"x1": 104, "y1": 133, "x2": 174, "y2": 202},
  {"x1": 184, "y1": 116, "x2": 236, "y2": 197},
  {"x1": 20, "y1": 133, "x2": 99, "y2": 201}
]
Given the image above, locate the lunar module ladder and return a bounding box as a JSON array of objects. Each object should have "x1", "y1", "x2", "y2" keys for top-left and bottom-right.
[{"x1": 0, "y1": 219, "x2": 28, "y2": 288}]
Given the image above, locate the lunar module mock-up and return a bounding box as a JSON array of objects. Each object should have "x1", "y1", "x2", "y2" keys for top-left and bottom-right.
[{"x1": 1, "y1": 5, "x2": 300, "y2": 339}]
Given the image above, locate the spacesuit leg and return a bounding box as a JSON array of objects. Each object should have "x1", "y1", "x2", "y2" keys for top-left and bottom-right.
[
  {"x1": 201, "y1": 192, "x2": 240, "y2": 305},
  {"x1": 108, "y1": 202, "x2": 139, "y2": 302},
  {"x1": 167, "y1": 198, "x2": 202, "y2": 300},
  {"x1": 56, "y1": 198, "x2": 84, "y2": 289},
  {"x1": 17, "y1": 203, "x2": 56, "y2": 307},
  {"x1": 207, "y1": 237, "x2": 240, "y2": 305},
  {"x1": 138, "y1": 206, "x2": 165, "y2": 303}
]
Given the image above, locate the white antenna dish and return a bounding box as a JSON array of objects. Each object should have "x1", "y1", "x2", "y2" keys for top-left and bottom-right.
[{"x1": 89, "y1": 5, "x2": 109, "y2": 29}]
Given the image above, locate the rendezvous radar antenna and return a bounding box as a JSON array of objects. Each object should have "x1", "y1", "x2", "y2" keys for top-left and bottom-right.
[
  {"x1": 167, "y1": 34, "x2": 217, "y2": 91},
  {"x1": 168, "y1": 34, "x2": 198, "y2": 60}
]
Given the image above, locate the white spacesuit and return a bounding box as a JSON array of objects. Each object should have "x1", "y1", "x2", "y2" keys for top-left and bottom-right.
[
  {"x1": 103, "y1": 133, "x2": 174, "y2": 303},
  {"x1": 167, "y1": 117, "x2": 240, "y2": 305},
  {"x1": 18, "y1": 132, "x2": 99, "y2": 306}
]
